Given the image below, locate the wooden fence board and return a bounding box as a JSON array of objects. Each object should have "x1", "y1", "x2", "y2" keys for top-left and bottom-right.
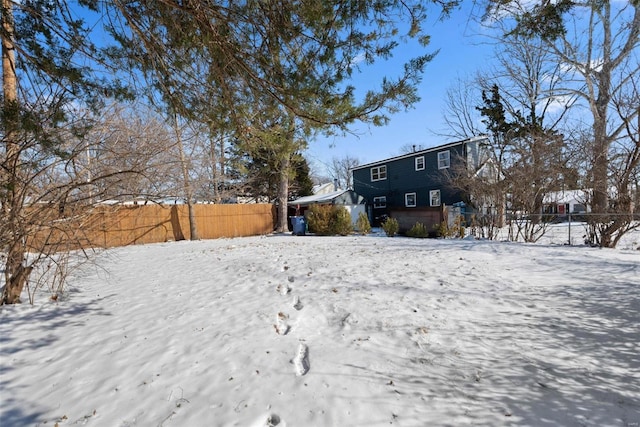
[{"x1": 27, "y1": 204, "x2": 276, "y2": 250}]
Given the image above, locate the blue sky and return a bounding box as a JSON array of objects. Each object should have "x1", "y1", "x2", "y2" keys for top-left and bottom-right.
[{"x1": 306, "y1": 2, "x2": 493, "y2": 175}]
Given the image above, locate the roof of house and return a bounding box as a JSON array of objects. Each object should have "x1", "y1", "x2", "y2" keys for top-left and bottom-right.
[
  {"x1": 543, "y1": 189, "x2": 590, "y2": 204},
  {"x1": 312, "y1": 182, "x2": 337, "y2": 195},
  {"x1": 351, "y1": 136, "x2": 489, "y2": 171},
  {"x1": 288, "y1": 189, "x2": 364, "y2": 207}
]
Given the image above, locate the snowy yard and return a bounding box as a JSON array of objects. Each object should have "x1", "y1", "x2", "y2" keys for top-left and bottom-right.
[{"x1": 1, "y1": 226, "x2": 639, "y2": 426}]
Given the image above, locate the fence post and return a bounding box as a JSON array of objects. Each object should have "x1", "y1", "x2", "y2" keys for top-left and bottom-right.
[{"x1": 567, "y1": 213, "x2": 572, "y2": 245}]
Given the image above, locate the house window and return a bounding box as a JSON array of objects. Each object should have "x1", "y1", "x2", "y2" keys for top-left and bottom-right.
[
  {"x1": 405, "y1": 192, "x2": 417, "y2": 207},
  {"x1": 415, "y1": 156, "x2": 425, "y2": 171},
  {"x1": 371, "y1": 165, "x2": 387, "y2": 182},
  {"x1": 438, "y1": 151, "x2": 450, "y2": 169},
  {"x1": 430, "y1": 189, "x2": 441, "y2": 207},
  {"x1": 373, "y1": 196, "x2": 387, "y2": 208},
  {"x1": 573, "y1": 204, "x2": 586, "y2": 214}
]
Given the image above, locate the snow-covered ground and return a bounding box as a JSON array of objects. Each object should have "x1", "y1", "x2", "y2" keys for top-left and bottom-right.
[{"x1": 1, "y1": 224, "x2": 639, "y2": 427}]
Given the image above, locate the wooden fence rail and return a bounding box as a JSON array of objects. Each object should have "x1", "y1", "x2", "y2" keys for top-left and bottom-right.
[{"x1": 28, "y1": 203, "x2": 276, "y2": 250}]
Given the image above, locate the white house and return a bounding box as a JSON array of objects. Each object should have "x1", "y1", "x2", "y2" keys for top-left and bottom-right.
[{"x1": 543, "y1": 189, "x2": 590, "y2": 215}]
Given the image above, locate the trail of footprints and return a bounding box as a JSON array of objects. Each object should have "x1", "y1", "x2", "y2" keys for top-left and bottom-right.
[
  {"x1": 274, "y1": 264, "x2": 309, "y2": 377},
  {"x1": 263, "y1": 264, "x2": 309, "y2": 426}
]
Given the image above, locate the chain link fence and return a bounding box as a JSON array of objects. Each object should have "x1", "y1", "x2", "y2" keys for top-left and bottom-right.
[{"x1": 455, "y1": 211, "x2": 640, "y2": 250}]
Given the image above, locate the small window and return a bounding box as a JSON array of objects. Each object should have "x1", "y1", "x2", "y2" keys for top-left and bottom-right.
[
  {"x1": 430, "y1": 189, "x2": 441, "y2": 207},
  {"x1": 373, "y1": 196, "x2": 387, "y2": 209},
  {"x1": 405, "y1": 192, "x2": 417, "y2": 207},
  {"x1": 415, "y1": 156, "x2": 425, "y2": 171},
  {"x1": 573, "y1": 204, "x2": 586, "y2": 213},
  {"x1": 438, "y1": 151, "x2": 450, "y2": 169},
  {"x1": 371, "y1": 165, "x2": 387, "y2": 182}
]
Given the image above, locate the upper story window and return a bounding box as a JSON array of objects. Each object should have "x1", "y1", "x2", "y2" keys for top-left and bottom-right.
[
  {"x1": 371, "y1": 165, "x2": 387, "y2": 182},
  {"x1": 373, "y1": 196, "x2": 387, "y2": 208},
  {"x1": 430, "y1": 189, "x2": 441, "y2": 207},
  {"x1": 405, "y1": 192, "x2": 417, "y2": 207},
  {"x1": 438, "y1": 150, "x2": 450, "y2": 169},
  {"x1": 415, "y1": 156, "x2": 425, "y2": 171}
]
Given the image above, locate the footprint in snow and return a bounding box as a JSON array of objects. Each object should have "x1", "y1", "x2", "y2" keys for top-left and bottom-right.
[
  {"x1": 292, "y1": 295, "x2": 303, "y2": 311},
  {"x1": 276, "y1": 283, "x2": 291, "y2": 295},
  {"x1": 274, "y1": 312, "x2": 290, "y2": 335},
  {"x1": 266, "y1": 413, "x2": 281, "y2": 426},
  {"x1": 293, "y1": 343, "x2": 310, "y2": 376}
]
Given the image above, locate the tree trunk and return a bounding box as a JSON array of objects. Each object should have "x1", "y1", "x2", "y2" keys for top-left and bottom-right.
[
  {"x1": 1, "y1": 0, "x2": 30, "y2": 304},
  {"x1": 588, "y1": 4, "x2": 613, "y2": 246},
  {"x1": 210, "y1": 132, "x2": 223, "y2": 203},
  {"x1": 275, "y1": 156, "x2": 290, "y2": 233},
  {"x1": 210, "y1": 135, "x2": 218, "y2": 202},
  {"x1": 591, "y1": 116, "x2": 609, "y2": 216},
  {"x1": 186, "y1": 201, "x2": 198, "y2": 240},
  {"x1": 174, "y1": 115, "x2": 199, "y2": 240},
  {"x1": 219, "y1": 134, "x2": 226, "y2": 201},
  {"x1": 591, "y1": 1, "x2": 612, "y2": 218},
  {"x1": 2, "y1": 0, "x2": 16, "y2": 105}
]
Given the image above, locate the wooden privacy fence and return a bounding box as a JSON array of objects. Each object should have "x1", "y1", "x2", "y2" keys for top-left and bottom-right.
[{"x1": 29, "y1": 203, "x2": 276, "y2": 250}]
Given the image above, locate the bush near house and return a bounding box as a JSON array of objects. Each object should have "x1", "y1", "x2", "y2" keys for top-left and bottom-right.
[
  {"x1": 307, "y1": 204, "x2": 333, "y2": 235},
  {"x1": 433, "y1": 215, "x2": 466, "y2": 238},
  {"x1": 307, "y1": 204, "x2": 353, "y2": 236},
  {"x1": 333, "y1": 207, "x2": 354, "y2": 235},
  {"x1": 406, "y1": 222, "x2": 428, "y2": 238},
  {"x1": 450, "y1": 215, "x2": 466, "y2": 238},
  {"x1": 355, "y1": 212, "x2": 371, "y2": 235},
  {"x1": 381, "y1": 217, "x2": 399, "y2": 237}
]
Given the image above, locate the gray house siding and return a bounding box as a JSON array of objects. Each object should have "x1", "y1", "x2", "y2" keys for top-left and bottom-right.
[{"x1": 352, "y1": 138, "x2": 485, "y2": 227}]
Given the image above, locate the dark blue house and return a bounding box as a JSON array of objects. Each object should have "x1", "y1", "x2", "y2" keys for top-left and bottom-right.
[{"x1": 351, "y1": 136, "x2": 490, "y2": 231}]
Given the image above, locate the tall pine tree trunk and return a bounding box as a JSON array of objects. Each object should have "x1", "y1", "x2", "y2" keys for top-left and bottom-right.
[
  {"x1": 274, "y1": 111, "x2": 297, "y2": 234},
  {"x1": 1, "y1": 0, "x2": 30, "y2": 304},
  {"x1": 275, "y1": 156, "x2": 290, "y2": 233}
]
